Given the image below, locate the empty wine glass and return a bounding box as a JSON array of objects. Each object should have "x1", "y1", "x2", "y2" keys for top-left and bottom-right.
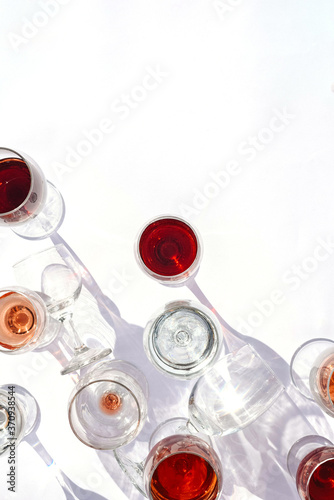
[
  {"x1": 143, "y1": 299, "x2": 223, "y2": 379},
  {"x1": 290, "y1": 338, "x2": 334, "y2": 417},
  {"x1": 0, "y1": 286, "x2": 59, "y2": 354},
  {"x1": 13, "y1": 244, "x2": 112, "y2": 375},
  {"x1": 188, "y1": 343, "x2": 284, "y2": 436},
  {"x1": 287, "y1": 435, "x2": 334, "y2": 499},
  {"x1": 0, "y1": 146, "x2": 64, "y2": 240},
  {"x1": 115, "y1": 417, "x2": 222, "y2": 500},
  {"x1": 68, "y1": 360, "x2": 148, "y2": 450},
  {"x1": 135, "y1": 215, "x2": 202, "y2": 286}
]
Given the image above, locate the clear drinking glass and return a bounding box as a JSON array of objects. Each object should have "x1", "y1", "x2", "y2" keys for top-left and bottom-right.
[
  {"x1": 143, "y1": 300, "x2": 223, "y2": 379},
  {"x1": 0, "y1": 286, "x2": 58, "y2": 354},
  {"x1": 13, "y1": 244, "x2": 112, "y2": 375},
  {"x1": 290, "y1": 338, "x2": 334, "y2": 417},
  {"x1": 287, "y1": 435, "x2": 334, "y2": 499},
  {"x1": 68, "y1": 360, "x2": 148, "y2": 450},
  {"x1": 135, "y1": 215, "x2": 202, "y2": 286},
  {"x1": 188, "y1": 343, "x2": 284, "y2": 436},
  {"x1": 115, "y1": 417, "x2": 222, "y2": 500},
  {"x1": 0, "y1": 147, "x2": 64, "y2": 239}
]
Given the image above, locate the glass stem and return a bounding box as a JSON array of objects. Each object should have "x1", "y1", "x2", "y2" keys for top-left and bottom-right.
[{"x1": 63, "y1": 317, "x2": 88, "y2": 354}]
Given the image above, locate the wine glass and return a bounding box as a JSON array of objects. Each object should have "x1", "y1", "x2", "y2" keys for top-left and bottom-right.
[
  {"x1": 68, "y1": 360, "x2": 148, "y2": 450},
  {"x1": 290, "y1": 338, "x2": 334, "y2": 417},
  {"x1": 287, "y1": 435, "x2": 334, "y2": 499},
  {"x1": 114, "y1": 417, "x2": 222, "y2": 500},
  {"x1": 143, "y1": 299, "x2": 223, "y2": 379},
  {"x1": 0, "y1": 146, "x2": 64, "y2": 240},
  {"x1": 13, "y1": 244, "x2": 112, "y2": 375},
  {"x1": 0, "y1": 286, "x2": 59, "y2": 354}
]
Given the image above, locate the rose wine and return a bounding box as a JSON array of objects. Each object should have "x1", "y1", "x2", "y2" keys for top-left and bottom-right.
[
  {"x1": 100, "y1": 392, "x2": 122, "y2": 414},
  {"x1": 296, "y1": 447, "x2": 334, "y2": 500},
  {"x1": 311, "y1": 352, "x2": 334, "y2": 415},
  {"x1": 0, "y1": 292, "x2": 37, "y2": 350},
  {"x1": 0, "y1": 158, "x2": 31, "y2": 214},
  {"x1": 139, "y1": 218, "x2": 198, "y2": 277},
  {"x1": 150, "y1": 452, "x2": 219, "y2": 500}
]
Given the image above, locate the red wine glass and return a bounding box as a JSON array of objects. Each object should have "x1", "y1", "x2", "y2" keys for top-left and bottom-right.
[
  {"x1": 135, "y1": 215, "x2": 202, "y2": 286},
  {"x1": 0, "y1": 147, "x2": 64, "y2": 240},
  {"x1": 287, "y1": 435, "x2": 334, "y2": 499}
]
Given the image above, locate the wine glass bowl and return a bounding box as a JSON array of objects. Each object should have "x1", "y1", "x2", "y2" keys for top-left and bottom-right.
[
  {"x1": 0, "y1": 286, "x2": 57, "y2": 354},
  {"x1": 13, "y1": 244, "x2": 112, "y2": 375},
  {"x1": 135, "y1": 215, "x2": 202, "y2": 286},
  {"x1": 290, "y1": 338, "x2": 334, "y2": 417},
  {"x1": 143, "y1": 300, "x2": 223, "y2": 379},
  {"x1": 188, "y1": 344, "x2": 285, "y2": 436},
  {"x1": 68, "y1": 360, "x2": 148, "y2": 450}
]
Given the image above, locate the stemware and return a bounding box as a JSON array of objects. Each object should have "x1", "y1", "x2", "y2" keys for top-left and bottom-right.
[
  {"x1": 290, "y1": 338, "x2": 334, "y2": 417},
  {"x1": 0, "y1": 286, "x2": 59, "y2": 354},
  {"x1": 13, "y1": 244, "x2": 112, "y2": 375},
  {"x1": 115, "y1": 417, "x2": 222, "y2": 500},
  {"x1": 287, "y1": 435, "x2": 334, "y2": 499},
  {"x1": 143, "y1": 299, "x2": 223, "y2": 379},
  {"x1": 68, "y1": 360, "x2": 148, "y2": 450},
  {"x1": 0, "y1": 146, "x2": 64, "y2": 240}
]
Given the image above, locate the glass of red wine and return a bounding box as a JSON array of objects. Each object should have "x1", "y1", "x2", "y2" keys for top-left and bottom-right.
[
  {"x1": 0, "y1": 286, "x2": 59, "y2": 355},
  {"x1": 135, "y1": 215, "x2": 202, "y2": 286},
  {"x1": 13, "y1": 244, "x2": 112, "y2": 375},
  {"x1": 287, "y1": 435, "x2": 334, "y2": 500},
  {"x1": 68, "y1": 360, "x2": 148, "y2": 450},
  {"x1": 0, "y1": 147, "x2": 64, "y2": 239},
  {"x1": 143, "y1": 299, "x2": 223, "y2": 380},
  {"x1": 290, "y1": 339, "x2": 334, "y2": 417},
  {"x1": 114, "y1": 417, "x2": 222, "y2": 500}
]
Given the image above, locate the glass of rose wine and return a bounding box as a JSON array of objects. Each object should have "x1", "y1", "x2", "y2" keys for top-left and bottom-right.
[
  {"x1": 13, "y1": 244, "x2": 112, "y2": 375},
  {"x1": 0, "y1": 286, "x2": 59, "y2": 355},
  {"x1": 287, "y1": 435, "x2": 334, "y2": 500},
  {"x1": 290, "y1": 339, "x2": 334, "y2": 417},
  {"x1": 68, "y1": 360, "x2": 148, "y2": 450},
  {"x1": 143, "y1": 299, "x2": 223, "y2": 379},
  {"x1": 0, "y1": 147, "x2": 64, "y2": 239},
  {"x1": 114, "y1": 417, "x2": 222, "y2": 500}
]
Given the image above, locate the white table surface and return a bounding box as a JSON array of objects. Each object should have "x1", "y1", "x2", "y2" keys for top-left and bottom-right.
[{"x1": 1, "y1": 1, "x2": 334, "y2": 498}]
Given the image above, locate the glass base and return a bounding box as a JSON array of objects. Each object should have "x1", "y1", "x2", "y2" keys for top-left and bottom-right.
[
  {"x1": 290, "y1": 339, "x2": 334, "y2": 399},
  {"x1": 12, "y1": 181, "x2": 65, "y2": 240},
  {"x1": 60, "y1": 346, "x2": 112, "y2": 375}
]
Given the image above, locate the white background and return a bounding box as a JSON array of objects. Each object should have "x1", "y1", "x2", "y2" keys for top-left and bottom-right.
[{"x1": 1, "y1": 0, "x2": 334, "y2": 499}]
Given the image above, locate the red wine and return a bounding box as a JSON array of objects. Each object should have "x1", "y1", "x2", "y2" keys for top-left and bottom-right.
[
  {"x1": 99, "y1": 392, "x2": 122, "y2": 414},
  {"x1": 150, "y1": 452, "x2": 218, "y2": 500},
  {"x1": 0, "y1": 158, "x2": 31, "y2": 214},
  {"x1": 139, "y1": 218, "x2": 198, "y2": 277},
  {"x1": 296, "y1": 447, "x2": 334, "y2": 500}
]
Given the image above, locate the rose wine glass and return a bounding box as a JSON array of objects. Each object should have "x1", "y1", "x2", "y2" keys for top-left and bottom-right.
[
  {"x1": 13, "y1": 244, "x2": 112, "y2": 375},
  {"x1": 287, "y1": 435, "x2": 334, "y2": 499},
  {"x1": 68, "y1": 360, "x2": 148, "y2": 450},
  {"x1": 0, "y1": 286, "x2": 59, "y2": 354},
  {"x1": 114, "y1": 417, "x2": 222, "y2": 500},
  {"x1": 143, "y1": 299, "x2": 223, "y2": 379},
  {"x1": 0, "y1": 147, "x2": 64, "y2": 239},
  {"x1": 290, "y1": 338, "x2": 334, "y2": 417}
]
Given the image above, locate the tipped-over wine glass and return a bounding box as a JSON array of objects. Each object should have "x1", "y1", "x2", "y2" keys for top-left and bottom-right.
[
  {"x1": 0, "y1": 147, "x2": 64, "y2": 239},
  {"x1": 13, "y1": 244, "x2": 112, "y2": 375},
  {"x1": 290, "y1": 338, "x2": 334, "y2": 417},
  {"x1": 0, "y1": 286, "x2": 59, "y2": 355},
  {"x1": 68, "y1": 360, "x2": 148, "y2": 450},
  {"x1": 287, "y1": 435, "x2": 334, "y2": 500},
  {"x1": 115, "y1": 417, "x2": 222, "y2": 500},
  {"x1": 143, "y1": 299, "x2": 223, "y2": 379}
]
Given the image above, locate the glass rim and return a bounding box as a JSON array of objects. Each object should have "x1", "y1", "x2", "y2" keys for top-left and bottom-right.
[
  {"x1": 134, "y1": 214, "x2": 203, "y2": 284},
  {"x1": 0, "y1": 147, "x2": 35, "y2": 216},
  {"x1": 12, "y1": 243, "x2": 67, "y2": 269},
  {"x1": 327, "y1": 367, "x2": 334, "y2": 411},
  {"x1": 0, "y1": 287, "x2": 46, "y2": 353},
  {"x1": 68, "y1": 378, "x2": 144, "y2": 450}
]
